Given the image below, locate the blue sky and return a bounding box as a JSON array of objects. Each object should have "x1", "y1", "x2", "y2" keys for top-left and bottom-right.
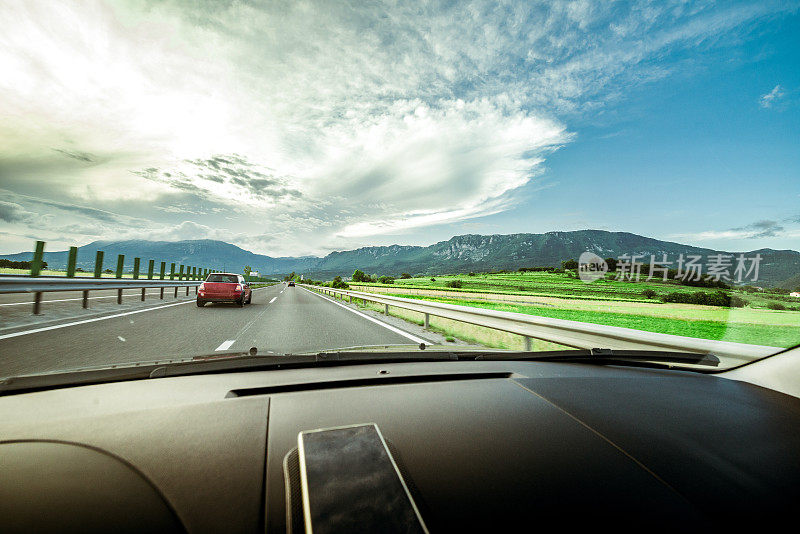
[{"x1": 0, "y1": 1, "x2": 798, "y2": 256}]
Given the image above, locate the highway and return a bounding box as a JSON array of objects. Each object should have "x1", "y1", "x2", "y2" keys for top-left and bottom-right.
[{"x1": 0, "y1": 284, "x2": 430, "y2": 378}]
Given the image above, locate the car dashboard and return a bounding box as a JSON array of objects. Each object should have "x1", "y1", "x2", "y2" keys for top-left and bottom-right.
[{"x1": 1, "y1": 359, "x2": 799, "y2": 533}]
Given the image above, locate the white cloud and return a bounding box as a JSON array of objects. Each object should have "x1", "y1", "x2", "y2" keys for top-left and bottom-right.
[
  {"x1": 759, "y1": 85, "x2": 785, "y2": 108},
  {"x1": 673, "y1": 220, "x2": 790, "y2": 242},
  {"x1": 1, "y1": 0, "x2": 794, "y2": 255}
]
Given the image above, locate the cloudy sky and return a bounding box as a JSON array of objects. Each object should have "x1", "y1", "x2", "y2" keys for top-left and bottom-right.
[{"x1": 1, "y1": 0, "x2": 798, "y2": 257}]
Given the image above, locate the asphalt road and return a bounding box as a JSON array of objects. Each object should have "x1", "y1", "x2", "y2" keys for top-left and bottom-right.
[{"x1": 0, "y1": 284, "x2": 428, "y2": 378}]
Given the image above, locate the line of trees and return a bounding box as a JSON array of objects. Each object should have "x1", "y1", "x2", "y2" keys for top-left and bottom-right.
[
  {"x1": 0, "y1": 259, "x2": 48, "y2": 269},
  {"x1": 351, "y1": 269, "x2": 395, "y2": 284}
]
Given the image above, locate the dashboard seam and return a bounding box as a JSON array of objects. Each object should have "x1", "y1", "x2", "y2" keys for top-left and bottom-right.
[{"x1": 508, "y1": 378, "x2": 696, "y2": 508}]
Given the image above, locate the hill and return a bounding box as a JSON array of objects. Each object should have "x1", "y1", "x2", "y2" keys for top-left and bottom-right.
[{"x1": 2, "y1": 231, "x2": 798, "y2": 286}]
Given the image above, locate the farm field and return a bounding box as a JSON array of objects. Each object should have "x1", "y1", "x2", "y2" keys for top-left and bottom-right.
[
  {"x1": 347, "y1": 271, "x2": 800, "y2": 349},
  {"x1": 352, "y1": 271, "x2": 800, "y2": 308}
]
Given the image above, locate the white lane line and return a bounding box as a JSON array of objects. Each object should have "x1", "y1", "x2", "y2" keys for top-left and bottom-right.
[
  {"x1": 117, "y1": 336, "x2": 126, "y2": 342},
  {"x1": 215, "y1": 339, "x2": 236, "y2": 351},
  {"x1": 0, "y1": 300, "x2": 195, "y2": 341},
  {"x1": 0, "y1": 291, "x2": 166, "y2": 307},
  {"x1": 269, "y1": 297, "x2": 277, "y2": 303},
  {"x1": 0, "y1": 286, "x2": 271, "y2": 342},
  {"x1": 302, "y1": 287, "x2": 429, "y2": 345}
]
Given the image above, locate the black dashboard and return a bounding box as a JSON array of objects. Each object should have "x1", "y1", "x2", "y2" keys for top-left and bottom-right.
[{"x1": 1, "y1": 359, "x2": 799, "y2": 532}]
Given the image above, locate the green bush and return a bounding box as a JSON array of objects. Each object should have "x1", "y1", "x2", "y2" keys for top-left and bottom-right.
[
  {"x1": 430, "y1": 277, "x2": 436, "y2": 281},
  {"x1": 445, "y1": 280, "x2": 463, "y2": 288},
  {"x1": 729, "y1": 295, "x2": 748, "y2": 307},
  {"x1": 352, "y1": 269, "x2": 370, "y2": 283},
  {"x1": 331, "y1": 276, "x2": 350, "y2": 289},
  {"x1": 561, "y1": 259, "x2": 578, "y2": 270},
  {"x1": 378, "y1": 276, "x2": 394, "y2": 284},
  {"x1": 468, "y1": 272, "x2": 476, "y2": 276},
  {"x1": 400, "y1": 273, "x2": 412, "y2": 279},
  {"x1": 767, "y1": 301, "x2": 786, "y2": 310},
  {"x1": 642, "y1": 289, "x2": 656, "y2": 299},
  {"x1": 661, "y1": 290, "x2": 745, "y2": 307}
]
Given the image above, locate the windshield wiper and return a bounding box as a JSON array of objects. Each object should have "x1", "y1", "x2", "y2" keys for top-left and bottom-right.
[{"x1": 472, "y1": 348, "x2": 720, "y2": 367}]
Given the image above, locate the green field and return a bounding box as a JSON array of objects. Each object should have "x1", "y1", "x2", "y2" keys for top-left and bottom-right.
[
  {"x1": 345, "y1": 271, "x2": 800, "y2": 349},
  {"x1": 353, "y1": 271, "x2": 799, "y2": 308},
  {"x1": 381, "y1": 294, "x2": 798, "y2": 348}
]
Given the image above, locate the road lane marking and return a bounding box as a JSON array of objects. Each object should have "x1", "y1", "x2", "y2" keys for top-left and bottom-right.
[
  {"x1": 0, "y1": 286, "x2": 272, "y2": 340},
  {"x1": 0, "y1": 300, "x2": 193, "y2": 340},
  {"x1": 269, "y1": 297, "x2": 277, "y2": 303},
  {"x1": 302, "y1": 287, "x2": 430, "y2": 345},
  {"x1": 215, "y1": 339, "x2": 236, "y2": 351},
  {"x1": 117, "y1": 336, "x2": 126, "y2": 342}
]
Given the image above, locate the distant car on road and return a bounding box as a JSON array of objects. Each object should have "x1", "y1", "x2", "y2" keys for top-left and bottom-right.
[
  {"x1": 288, "y1": 281, "x2": 295, "y2": 287},
  {"x1": 197, "y1": 273, "x2": 251, "y2": 307}
]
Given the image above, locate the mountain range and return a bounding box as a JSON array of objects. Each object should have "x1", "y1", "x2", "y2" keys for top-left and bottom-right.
[{"x1": 2, "y1": 230, "x2": 799, "y2": 287}]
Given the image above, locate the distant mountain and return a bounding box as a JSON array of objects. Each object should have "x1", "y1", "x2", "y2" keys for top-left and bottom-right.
[
  {"x1": 777, "y1": 273, "x2": 800, "y2": 291},
  {"x1": 310, "y1": 231, "x2": 800, "y2": 285},
  {"x1": 0, "y1": 239, "x2": 318, "y2": 278},
  {"x1": 3, "y1": 231, "x2": 799, "y2": 286}
]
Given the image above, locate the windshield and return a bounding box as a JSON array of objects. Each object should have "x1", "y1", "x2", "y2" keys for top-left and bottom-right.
[
  {"x1": 206, "y1": 275, "x2": 238, "y2": 284},
  {"x1": 1, "y1": 1, "x2": 798, "y2": 381}
]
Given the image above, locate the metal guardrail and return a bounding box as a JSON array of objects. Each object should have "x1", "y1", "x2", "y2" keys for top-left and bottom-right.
[
  {"x1": 1, "y1": 275, "x2": 201, "y2": 315},
  {"x1": 2, "y1": 239, "x2": 239, "y2": 315},
  {"x1": 303, "y1": 285, "x2": 780, "y2": 363}
]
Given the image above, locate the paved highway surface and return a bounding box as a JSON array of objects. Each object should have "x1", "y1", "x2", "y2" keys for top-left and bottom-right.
[{"x1": 0, "y1": 284, "x2": 430, "y2": 378}]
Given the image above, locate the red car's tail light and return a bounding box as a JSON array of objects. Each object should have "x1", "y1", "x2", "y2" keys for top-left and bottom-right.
[
  {"x1": 198, "y1": 283, "x2": 205, "y2": 290},
  {"x1": 234, "y1": 284, "x2": 242, "y2": 292}
]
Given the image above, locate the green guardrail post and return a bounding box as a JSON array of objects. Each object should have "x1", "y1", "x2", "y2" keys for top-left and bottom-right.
[
  {"x1": 169, "y1": 263, "x2": 175, "y2": 280},
  {"x1": 147, "y1": 260, "x2": 154, "y2": 280},
  {"x1": 66, "y1": 246, "x2": 78, "y2": 278},
  {"x1": 30, "y1": 240, "x2": 45, "y2": 277},
  {"x1": 115, "y1": 255, "x2": 124, "y2": 278},
  {"x1": 115, "y1": 254, "x2": 124, "y2": 304},
  {"x1": 159, "y1": 262, "x2": 165, "y2": 299},
  {"x1": 133, "y1": 257, "x2": 140, "y2": 279},
  {"x1": 178, "y1": 265, "x2": 184, "y2": 281},
  {"x1": 30, "y1": 240, "x2": 45, "y2": 314},
  {"x1": 94, "y1": 251, "x2": 104, "y2": 278}
]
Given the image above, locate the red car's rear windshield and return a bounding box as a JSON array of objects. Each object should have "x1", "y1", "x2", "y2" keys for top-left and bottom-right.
[{"x1": 206, "y1": 274, "x2": 238, "y2": 283}]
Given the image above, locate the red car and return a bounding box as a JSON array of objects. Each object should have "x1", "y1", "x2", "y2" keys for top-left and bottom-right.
[{"x1": 197, "y1": 273, "x2": 252, "y2": 307}]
